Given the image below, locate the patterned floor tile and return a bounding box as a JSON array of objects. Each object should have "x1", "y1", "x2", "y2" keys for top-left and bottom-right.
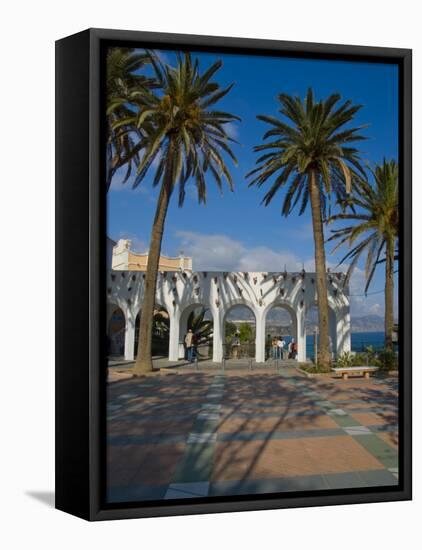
[
  {"x1": 343, "y1": 426, "x2": 373, "y2": 436},
  {"x1": 106, "y1": 370, "x2": 399, "y2": 503},
  {"x1": 212, "y1": 435, "x2": 384, "y2": 481},
  {"x1": 187, "y1": 432, "x2": 217, "y2": 444}
]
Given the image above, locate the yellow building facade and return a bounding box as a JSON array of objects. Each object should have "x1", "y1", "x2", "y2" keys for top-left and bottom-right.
[{"x1": 111, "y1": 238, "x2": 193, "y2": 272}]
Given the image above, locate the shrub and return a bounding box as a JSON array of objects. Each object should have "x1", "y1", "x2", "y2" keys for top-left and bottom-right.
[
  {"x1": 351, "y1": 351, "x2": 382, "y2": 368},
  {"x1": 351, "y1": 352, "x2": 367, "y2": 365},
  {"x1": 336, "y1": 351, "x2": 354, "y2": 368},
  {"x1": 378, "y1": 349, "x2": 398, "y2": 371}
]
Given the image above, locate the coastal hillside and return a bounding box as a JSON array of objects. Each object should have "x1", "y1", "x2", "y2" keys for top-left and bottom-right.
[{"x1": 228, "y1": 308, "x2": 385, "y2": 333}]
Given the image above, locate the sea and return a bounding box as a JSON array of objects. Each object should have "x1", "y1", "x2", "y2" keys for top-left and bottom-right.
[{"x1": 305, "y1": 331, "x2": 385, "y2": 361}]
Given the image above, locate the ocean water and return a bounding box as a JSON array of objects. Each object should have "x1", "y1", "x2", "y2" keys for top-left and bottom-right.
[{"x1": 306, "y1": 331, "x2": 385, "y2": 360}]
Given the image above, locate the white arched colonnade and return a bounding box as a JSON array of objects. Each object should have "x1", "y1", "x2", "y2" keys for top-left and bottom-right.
[{"x1": 107, "y1": 270, "x2": 351, "y2": 363}]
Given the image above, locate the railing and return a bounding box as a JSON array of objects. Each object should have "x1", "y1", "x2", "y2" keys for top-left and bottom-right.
[{"x1": 223, "y1": 342, "x2": 255, "y2": 359}]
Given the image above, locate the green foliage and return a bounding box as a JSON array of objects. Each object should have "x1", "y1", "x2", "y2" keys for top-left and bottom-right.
[
  {"x1": 187, "y1": 308, "x2": 213, "y2": 356},
  {"x1": 152, "y1": 307, "x2": 169, "y2": 336},
  {"x1": 247, "y1": 88, "x2": 366, "y2": 219},
  {"x1": 328, "y1": 159, "x2": 399, "y2": 292},
  {"x1": 112, "y1": 52, "x2": 239, "y2": 204},
  {"x1": 346, "y1": 347, "x2": 396, "y2": 370},
  {"x1": 336, "y1": 351, "x2": 354, "y2": 368},
  {"x1": 247, "y1": 88, "x2": 366, "y2": 371},
  {"x1": 225, "y1": 321, "x2": 237, "y2": 345},
  {"x1": 106, "y1": 48, "x2": 158, "y2": 190},
  {"x1": 377, "y1": 348, "x2": 398, "y2": 371},
  {"x1": 238, "y1": 322, "x2": 253, "y2": 343},
  {"x1": 359, "y1": 346, "x2": 380, "y2": 366},
  {"x1": 187, "y1": 307, "x2": 212, "y2": 338},
  {"x1": 350, "y1": 352, "x2": 371, "y2": 366}
]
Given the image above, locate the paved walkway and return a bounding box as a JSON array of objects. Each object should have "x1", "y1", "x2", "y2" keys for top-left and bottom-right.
[
  {"x1": 108, "y1": 357, "x2": 298, "y2": 382},
  {"x1": 107, "y1": 367, "x2": 399, "y2": 503}
]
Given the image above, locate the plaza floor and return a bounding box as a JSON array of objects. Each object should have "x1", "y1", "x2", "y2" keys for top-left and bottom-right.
[{"x1": 106, "y1": 366, "x2": 399, "y2": 503}]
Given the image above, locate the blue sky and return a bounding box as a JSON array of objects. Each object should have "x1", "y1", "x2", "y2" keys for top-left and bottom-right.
[{"x1": 107, "y1": 49, "x2": 398, "y2": 318}]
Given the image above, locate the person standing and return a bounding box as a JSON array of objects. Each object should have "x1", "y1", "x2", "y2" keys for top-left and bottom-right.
[
  {"x1": 231, "y1": 332, "x2": 241, "y2": 359},
  {"x1": 283, "y1": 338, "x2": 289, "y2": 360},
  {"x1": 278, "y1": 337, "x2": 286, "y2": 360},
  {"x1": 185, "y1": 329, "x2": 194, "y2": 363},
  {"x1": 272, "y1": 337, "x2": 278, "y2": 360},
  {"x1": 276, "y1": 336, "x2": 284, "y2": 360}
]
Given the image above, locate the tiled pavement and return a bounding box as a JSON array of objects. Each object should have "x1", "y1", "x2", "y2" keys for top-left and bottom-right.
[{"x1": 106, "y1": 367, "x2": 399, "y2": 503}]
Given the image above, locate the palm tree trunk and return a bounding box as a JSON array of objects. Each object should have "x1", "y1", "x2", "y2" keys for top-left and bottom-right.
[
  {"x1": 384, "y1": 237, "x2": 395, "y2": 350},
  {"x1": 133, "y1": 173, "x2": 172, "y2": 375},
  {"x1": 308, "y1": 170, "x2": 331, "y2": 370}
]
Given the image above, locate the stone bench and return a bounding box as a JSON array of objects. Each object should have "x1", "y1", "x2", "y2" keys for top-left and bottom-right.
[{"x1": 332, "y1": 366, "x2": 379, "y2": 380}]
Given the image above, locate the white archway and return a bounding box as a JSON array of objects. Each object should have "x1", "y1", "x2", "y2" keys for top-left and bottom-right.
[
  {"x1": 107, "y1": 304, "x2": 126, "y2": 357},
  {"x1": 263, "y1": 302, "x2": 299, "y2": 361},
  {"x1": 221, "y1": 301, "x2": 258, "y2": 361},
  {"x1": 133, "y1": 303, "x2": 171, "y2": 359},
  {"x1": 178, "y1": 303, "x2": 214, "y2": 361}
]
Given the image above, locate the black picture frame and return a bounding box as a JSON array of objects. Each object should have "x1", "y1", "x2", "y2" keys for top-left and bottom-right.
[{"x1": 55, "y1": 28, "x2": 412, "y2": 521}]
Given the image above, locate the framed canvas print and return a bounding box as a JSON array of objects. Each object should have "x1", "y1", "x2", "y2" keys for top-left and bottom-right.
[{"x1": 55, "y1": 28, "x2": 412, "y2": 521}]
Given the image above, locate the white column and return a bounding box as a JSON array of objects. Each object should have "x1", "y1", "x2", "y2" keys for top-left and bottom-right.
[
  {"x1": 337, "y1": 308, "x2": 351, "y2": 355},
  {"x1": 329, "y1": 310, "x2": 337, "y2": 359},
  {"x1": 297, "y1": 309, "x2": 306, "y2": 362},
  {"x1": 255, "y1": 312, "x2": 266, "y2": 363},
  {"x1": 168, "y1": 309, "x2": 180, "y2": 361},
  {"x1": 124, "y1": 315, "x2": 135, "y2": 361},
  {"x1": 212, "y1": 309, "x2": 223, "y2": 362}
]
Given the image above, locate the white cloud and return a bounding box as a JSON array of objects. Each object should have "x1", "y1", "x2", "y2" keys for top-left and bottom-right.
[
  {"x1": 237, "y1": 246, "x2": 306, "y2": 272},
  {"x1": 345, "y1": 266, "x2": 386, "y2": 317},
  {"x1": 176, "y1": 230, "x2": 312, "y2": 272},
  {"x1": 176, "y1": 231, "x2": 245, "y2": 271},
  {"x1": 369, "y1": 303, "x2": 383, "y2": 315}
]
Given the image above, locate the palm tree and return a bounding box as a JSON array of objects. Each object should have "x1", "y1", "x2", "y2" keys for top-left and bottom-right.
[
  {"x1": 116, "y1": 53, "x2": 239, "y2": 374},
  {"x1": 327, "y1": 159, "x2": 399, "y2": 350},
  {"x1": 187, "y1": 308, "x2": 213, "y2": 349},
  {"x1": 248, "y1": 89, "x2": 366, "y2": 370},
  {"x1": 106, "y1": 48, "x2": 157, "y2": 191},
  {"x1": 146, "y1": 306, "x2": 213, "y2": 358}
]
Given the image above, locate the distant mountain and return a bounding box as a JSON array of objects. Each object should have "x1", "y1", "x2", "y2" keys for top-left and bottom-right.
[
  {"x1": 303, "y1": 315, "x2": 385, "y2": 333},
  {"x1": 227, "y1": 308, "x2": 385, "y2": 333},
  {"x1": 350, "y1": 315, "x2": 384, "y2": 332}
]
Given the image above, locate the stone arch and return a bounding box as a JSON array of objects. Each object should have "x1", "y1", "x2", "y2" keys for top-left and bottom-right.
[
  {"x1": 107, "y1": 303, "x2": 126, "y2": 357},
  {"x1": 222, "y1": 301, "x2": 258, "y2": 360},
  {"x1": 107, "y1": 298, "x2": 128, "y2": 323},
  {"x1": 263, "y1": 300, "x2": 299, "y2": 361},
  {"x1": 134, "y1": 301, "x2": 170, "y2": 358},
  {"x1": 179, "y1": 302, "x2": 215, "y2": 360}
]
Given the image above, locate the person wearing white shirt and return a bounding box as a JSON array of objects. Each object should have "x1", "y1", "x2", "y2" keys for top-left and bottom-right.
[{"x1": 277, "y1": 337, "x2": 285, "y2": 360}]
